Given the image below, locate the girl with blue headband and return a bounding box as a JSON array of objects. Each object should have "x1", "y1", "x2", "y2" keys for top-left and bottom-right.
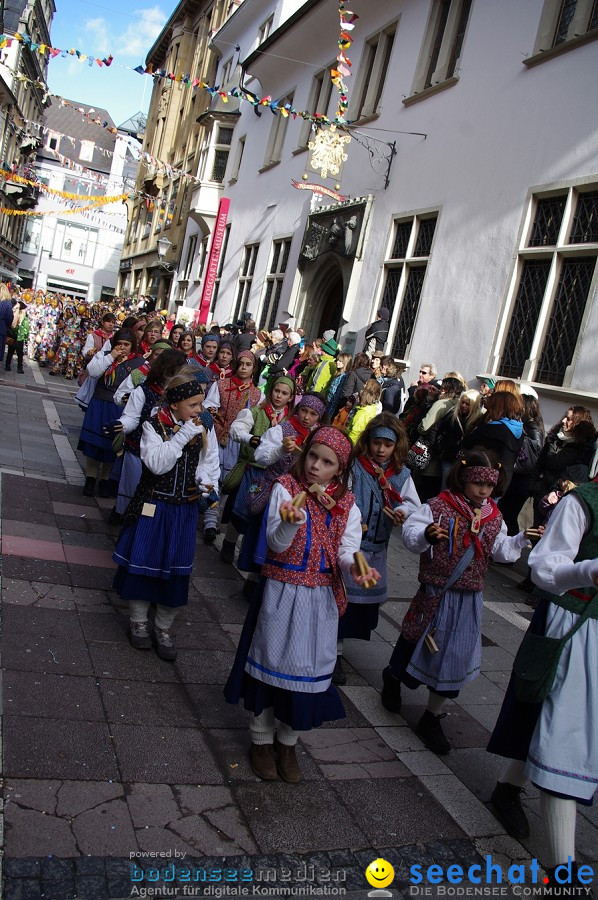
[{"x1": 333, "y1": 412, "x2": 421, "y2": 685}]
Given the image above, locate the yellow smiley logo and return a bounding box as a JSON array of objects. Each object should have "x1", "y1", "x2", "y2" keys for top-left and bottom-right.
[{"x1": 365, "y1": 858, "x2": 395, "y2": 889}]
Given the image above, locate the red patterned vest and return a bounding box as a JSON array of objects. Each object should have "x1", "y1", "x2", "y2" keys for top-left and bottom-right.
[
  {"x1": 418, "y1": 495, "x2": 503, "y2": 591},
  {"x1": 214, "y1": 378, "x2": 261, "y2": 447},
  {"x1": 262, "y1": 473, "x2": 355, "y2": 614}
]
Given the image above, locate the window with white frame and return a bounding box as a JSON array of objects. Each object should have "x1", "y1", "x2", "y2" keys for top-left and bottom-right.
[
  {"x1": 233, "y1": 244, "x2": 260, "y2": 323},
  {"x1": 529, "y1": 0, "x2": 598, "y2": 56},
  {"x1": 182, "y1": 233, "x2": 198, "y2": 281},
  {"x1": 297, "y1": 67, "x2": 334, "y2": 149},
  {"x1": 166, "y1": 179, "x2": 179, "y2": 228},
  {"x1": 259, "y1": 238, "x2": 292, "y2": 331},
  {"x1": 211, "y1": 124, "x2": 234, "y2": 183},
  {"x1": 350, "y1": 23, "x2": 396, "y2": 122},
  {"x1": 262, "y1": 93, "x2": 294, "y2": 167},
  {"x1": 257, "y1": 14, "x2": 273, "y2": 44},
  {"x1": 211, "y1": 223, "x2": 231, "y2": 313},
  {"x1": 380, "y1": 214, "x2": 438, "y2": 359},
  {"x1": 22, "y1": 215, "x2": 42, "y2": 254},
  {"x1": 496, "y1": 186, "x2": 598, "y2": 387},
  {"x1": 229, "y1": 135, "x2": 245, "y2": 182},
  {"x1": 409, "y1": 0, "x2": 472, "y2": 98}
]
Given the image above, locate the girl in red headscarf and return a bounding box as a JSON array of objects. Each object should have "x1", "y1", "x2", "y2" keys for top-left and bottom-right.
[
  {"x1": 225, "y1": 426, "x2": 379, "y2": 784},
  {"x1": 381, "y1": 448, "x2": 536, "y2": 756}
]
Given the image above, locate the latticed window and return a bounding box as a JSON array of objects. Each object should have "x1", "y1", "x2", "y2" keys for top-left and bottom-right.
[
  {"x1": 391, "y1": 222, "x2": 411, "y2": 259},
  {"x1": 536, "y1": 258, "x2": 596, "y2": 385},
  {"x1": 380, "y1": 213, "x2": 438, "y2": 357},
  {"x1": 414, "y1": 218, "x2": 437, "y2": 256},
  {"x1": 554, "y1": 0, "x2": 578, "y2": 44},
  {"x1": 569, "y1": 191, "x2": 598, "y2": 243},
  {"x1": 528, "y1": 196, "x2": 566, "y2": 246},
  {"x1": 391, "y1": 268, "x2": 426, "y2": 359},
  {"x1": 499, "y1": 261, "x2": 552, "y2": 378},
  {"x1": 233, "y1": 244, "x2": 259, "y2": 323},
  {"x1": 259, "y1": 238, "x2": 292, "y2": 330},
  {"x1": 380, "y1": 267, "x2": 403, "y2": 311},
  {"x1": 497, "y1": 185, "x2": 598, "y2": 386}
]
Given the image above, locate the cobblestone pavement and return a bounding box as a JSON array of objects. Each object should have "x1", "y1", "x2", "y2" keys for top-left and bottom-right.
[{"x1": 1, "y1": 360, "x2": 596, "y2": 899}]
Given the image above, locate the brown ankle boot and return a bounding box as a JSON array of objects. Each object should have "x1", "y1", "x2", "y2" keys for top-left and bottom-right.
[
  {"x1": 249, "y1": 743, "x2": 278, "y2": 780},
  {"x1": 274, "y1": 738, "x2": 301, "y2": 783}
]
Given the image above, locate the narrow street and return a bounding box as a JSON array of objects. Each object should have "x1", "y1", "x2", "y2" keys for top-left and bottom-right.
[{"x1": 1, "y1": 361, "x2": 596, "y2": 900}]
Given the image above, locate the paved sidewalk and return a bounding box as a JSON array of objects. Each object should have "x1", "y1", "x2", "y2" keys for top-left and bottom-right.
[{"x1": 1, "y1": 361, "x2": 596, "y2": 900}]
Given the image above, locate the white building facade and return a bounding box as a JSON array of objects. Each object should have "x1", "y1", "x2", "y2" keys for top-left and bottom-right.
[
  {"x1": 19, "y1": 102, "x2": 140, "y2": 302},
  {"x1": 180, "y1": 0, "x2": 597, "y2": 421}
]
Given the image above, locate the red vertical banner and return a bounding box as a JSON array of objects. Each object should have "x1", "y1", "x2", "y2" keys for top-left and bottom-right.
[{"x1": 198, "y1": 197, "x2": 230, "y2": 324}]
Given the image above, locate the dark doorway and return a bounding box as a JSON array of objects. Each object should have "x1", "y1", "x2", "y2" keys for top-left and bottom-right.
[{"x1": 316, "y1": 272, "x2": 344, "y2": 338}]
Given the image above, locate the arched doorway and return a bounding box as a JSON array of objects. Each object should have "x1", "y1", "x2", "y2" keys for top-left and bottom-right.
[{"x1": 301, "y1": 259, "x2": 345, "y2": 339}]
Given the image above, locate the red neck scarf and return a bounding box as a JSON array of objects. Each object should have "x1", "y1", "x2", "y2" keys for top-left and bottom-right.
[
  {"x1": 228, "y1": 375, "x2": 252, "y2": 392},
  {"x1": 139, "y1": 361, "x2": 151, "y2": 376},
  {"x1": 438, "y1": 490, "x2": 500, "y2": 558},
  {"x1": 209, "y1": 361, "x2": 233, "y2": 379},
  {"x1": 105, "y1": 353, "x2": 137, "y2": 385},
  {"x1": 94, "y1": 327, "x2": 110, "y2": 341},
  {"x1": 287, "y1": 415, "x2": 311, "y2": 446},
  {"x1": 358, "y1": 455, "x2": 404, "y2": 506},
  {"x1": 298, "y1": 479, "x2": 344, "y2": 516},
  {"x1": 264, "y1": 402, "x2": 288, "y2": 426},
  {"x1": 140, "y1": 340, "x2": 151, "y2": 354}
]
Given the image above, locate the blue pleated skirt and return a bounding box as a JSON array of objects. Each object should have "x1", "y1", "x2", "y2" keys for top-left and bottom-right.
[
  {"x1": 113, "y1": 501, "x2": 198, "y2": 608},
  {"x1": 224, "y1": 579, "x2": 346, "y2": 731},
  {"x1": 78, "y1": 396, "x2": 121, "y2": 462},
  {"x1": 116, "y1": 452, "x2": 142, "y2": 515}
]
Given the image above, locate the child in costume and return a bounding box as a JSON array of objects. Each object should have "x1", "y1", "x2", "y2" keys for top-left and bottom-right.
[
  {"x1": 203, "y1": 350, "x2": 261, "y2": 543},
  {"x1": 113, "y1": 372, "x2": 220, "y2": 661},
  {"x1": 334, "y1": 413, "x2": 421, "y2": 684},
  {"x1": 107, "y1": 349, "x2": 187, "y2": 524},
  {"x1": 381, "y1": 449, "x2": 531, "y2": 754},
  {"x1": 78, "y1": 329, "x2": 145, "y2": 498},
  {"x1": 224, "y1": 426, "x2": 380, "y2": 782},
  {"x1": 236, "y1": 391, "x2": 327, "y2": 596},
  {"x1": 220, "y1": 375, "x2": 296, "y2": 565},
  {"x1": 205, "y1": 339, "x2": 235, "y2": 382},
  {"x1": 487, "y1": 478, "x2": 598, "y2": 889}
]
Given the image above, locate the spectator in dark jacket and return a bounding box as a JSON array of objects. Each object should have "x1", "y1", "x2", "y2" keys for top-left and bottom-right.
[
  {"x1": 233, "y1": 319, "x2": 257, "y2": 353},
  {"x1": 498, "y1": 389, "x2": 545, "y2": 534},
  {"x1": 269, "y1": 331, "x2": 301, "y2": 377},
  {"x1": 462, "y1": 390, "x2": 524, "y2": 492},
  {"x1": 363, "y1": 308, "x2": 390, "y2": 355},
  {"x1": 529, "y1": 405, "x2": 596, "y2": 514},
  {"x1": 380, "y1": 357, "x2": 406, "y2": 414},
  {"x1": 340, "y1": 352, "x2": 373, "y2": 401},
  {"x1": 0, "y1": 285, "x2": 15, "y2": 363}
]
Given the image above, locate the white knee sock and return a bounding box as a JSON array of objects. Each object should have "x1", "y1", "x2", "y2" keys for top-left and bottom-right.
[
  {"x1": 129, "y1": 600, "x2": 149, "y2": 624},
  {"x1": 336, "y1": 639, "x2": 344, "y2": 658},
  {"x1": 276, "y1": 721, "x2": 299, "y2": 747},
  {"x1": 203, "y1": 505, "x2": 219, "y2": 530},
  {"x1": 154, "y1": 605, "x2": 177, "y2": 631},
  {"x1": 249, "y1": 708, "x2": 276, "y2": 745},
  {"x1": 540, "y1": 792, "x2": 577, "y2": 868},
  {"x1": 100, "y1": 462, "x2": 112, "y2": 480},
  {"x1": 498, "y1": 759, "x2": 528, "y2": 788},
  {"x1": 427, "y1": 692, "x2": 448, "y2": 716}
]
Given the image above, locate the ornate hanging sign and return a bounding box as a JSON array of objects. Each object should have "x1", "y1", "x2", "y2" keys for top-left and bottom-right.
[
  {"x1": 291, "y1": 181, "x2": 346, "y2": 202},
  {"x1": 306, "y1": 125, "x2": 351, "y2": 180}
]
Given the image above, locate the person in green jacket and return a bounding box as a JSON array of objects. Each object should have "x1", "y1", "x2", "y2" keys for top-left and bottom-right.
[
  {"x1": 5, "y1": 301, "x2": 30, "y2": 374},
  {"x1": 307, "y1": 334, "x2": 338, "y2": 396}
]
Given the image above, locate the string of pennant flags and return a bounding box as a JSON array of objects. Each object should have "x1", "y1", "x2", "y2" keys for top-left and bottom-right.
[
  {"x1": 0, "y1": 1, "x2": 358, "y2": 219},
  {"x1": 1, "y1": 1, "x2": 356, "y2": 124}
]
